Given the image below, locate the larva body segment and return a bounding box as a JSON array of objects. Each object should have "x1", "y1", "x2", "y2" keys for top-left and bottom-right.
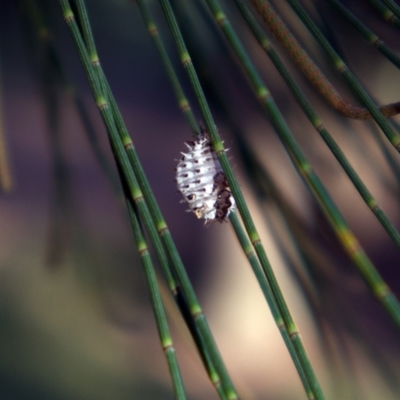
[{"x1": 176, "y1": 133, "x2": 235, "y2": 223}]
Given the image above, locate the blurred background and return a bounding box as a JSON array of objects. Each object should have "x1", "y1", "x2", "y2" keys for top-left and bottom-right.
[{"x1": 1, "y1": 0, "x2": 400, "y2": 399}]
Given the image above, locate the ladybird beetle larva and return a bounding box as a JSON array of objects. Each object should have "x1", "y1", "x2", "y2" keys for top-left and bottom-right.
[{"x1": 176, "y1": 126, "x2": 235, "y2": 223}]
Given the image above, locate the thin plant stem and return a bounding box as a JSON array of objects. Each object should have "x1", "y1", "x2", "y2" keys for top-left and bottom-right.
[
  {"x1": 159, "y1": 0, "x2": 325, "y2": 398},
  {"x1": 364, "y1": 0, "x2": 400, "y2": 29},
  {"x1": 135, "y1": 2, "x2": 232, "y2": 396},
  {"x1": 76, "y1": 6, "x2": 228, "y2": 397},
  {"x1": 136, "y1": 0, "x2": 198, "y2": 133},
  {"x1": 229, "y1": 212, "x2": 314, "y2": 397},
  {"x1": 380, "y1": 0, "x2": 400, "y2": 19},
  {"x1": 235, "y1": 0, "x2": 400, "y2": 249},
  {"x1": 282, "y1": 0, "x2": 400, "y2": 150},
  {"x1": 204, "y1": 0, "x2": 400, "y2": 328},
  {"x1": 249, "y1": 0, "x2": 400, "y2": 121},
  {"x1": 34, "y1": 0, "x2": 218, "y2": 395},
  {"x1": 61, "y1": 1, "x2": 233, "y2": 398},
  {"x1": 138, "y1": 1, "x2": 320, "y2": 396},
  {"x1": 126, "y1": 198, "x2": 186, "y2": 400},
  {"x1": 325, "y1": 0, "x2": 400, "y2": 69}
]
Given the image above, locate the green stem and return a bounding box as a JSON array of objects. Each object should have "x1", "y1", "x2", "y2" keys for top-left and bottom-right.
[
  {"x1": 61, "y1": 1, "x2": 232, "y2": 398},
  {"x1": 127, "y1": 199, "x2": 186, "y2": 400},
  {"x1": 364, "y1": 0, "x2": 400, "y2": 29},
  {"x1": 284, "y1": 0, "x2": 400, "y2": 150},
  {"x1": 209, "y1": 0, "x2": 400, "y2": 355},
  {"x1": 160, "y1": 0, "x2": 325, "y2": 398},
  {"x1": 229, "y1": 213, "x2": 313, "y2": 398},
  {"x1": 380, "y1": 0, "x2": 400, "y2": 19},
  {"x1": 325, "y1": 0, "x2": 400, "y2": 68},
  {"x1": 235, "y1": 0, "x2": 400, "y2": 250},
  {"x1": 249, "y1": 0, "x2": 400, "y2": 120},
  {"x1": 136, "y1": 0, "x2": 198, "y2": 133}
]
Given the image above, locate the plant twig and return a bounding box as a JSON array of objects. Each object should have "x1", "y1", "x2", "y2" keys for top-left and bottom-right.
[{"x1": 250, "y1": 0, "x2": 400, "y2": 120}]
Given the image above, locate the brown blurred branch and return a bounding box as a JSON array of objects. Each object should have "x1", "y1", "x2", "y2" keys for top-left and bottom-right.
[{"x1": 251, "y1": 0, "x2": 400, "y2": 119}]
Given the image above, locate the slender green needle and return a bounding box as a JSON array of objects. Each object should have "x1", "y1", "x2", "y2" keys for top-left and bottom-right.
[
  {"x1": 250, "y1": 0, "x2": 400, "y2": 119},
  {"x1": 61, "y1": 1, "x2": 233, "y2": 398},
  {"x1": 144, "y1": 0, "x2": 330, "y2": 397},
  {"x1": 364, "y1": 0, "x2": 400, "y2": 29},
  {"x1": 61, "y1": 0, "x2": 176, "y2": 374},
  {"x1": 238, "y1": 0, "x2": 400, "y2": 328},
  {"x1": 95, "y1": 36, "x2": 228, "y2": 400},
  {"x1": 235, "y1": 0, "x2": 400, "y2": 249},
  {"x1": 137, "y1": 0, "x2": 198, "y2": 133},
  {"x1": 325, "y1": 0, "x2": 400, "y2": 68},
  {"x1": 127, "y1": 199, "x2": 186, "y2": 400},
  {"x1": 210, "y1": 0, "x2": 400, "y2": 353},
  {"x1": 380, "y1": 0, "x2": 400, "y2": 19},
  {"x1": 138, "y1": 1, "x2": 321, "y2": 397},
  {"x1": 285, "y1": 0, "x2": 400, "y2": 150},
  {"x1": 156, "y1": 2, "x2": 241, "y2": 398},
  {"x1": 159, "y1": 0, "x2": 325, "y2": 398},
  {"x1": 229, "y1": 213, "x2": 314, "y2": 398},
  {"x1": 62, "y1": 2, "x2": 187, "y2": 395},
  {"x1": 135, "y1": 2, "x2": 232, "y2": 395}
]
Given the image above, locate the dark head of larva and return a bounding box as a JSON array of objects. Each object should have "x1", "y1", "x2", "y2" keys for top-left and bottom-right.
[{"x1": 213, "y1": 188, "x2": 233, "y2": 222}]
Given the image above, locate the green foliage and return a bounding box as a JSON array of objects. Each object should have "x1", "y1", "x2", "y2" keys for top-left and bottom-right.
[{"x1": 1, "y1": 0, "x2": 400, "y2": 399}]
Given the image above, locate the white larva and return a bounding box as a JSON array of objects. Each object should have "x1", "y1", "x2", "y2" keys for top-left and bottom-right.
[{"x1": 176, "y1": 129, "x2": 235, "y2": 223}]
